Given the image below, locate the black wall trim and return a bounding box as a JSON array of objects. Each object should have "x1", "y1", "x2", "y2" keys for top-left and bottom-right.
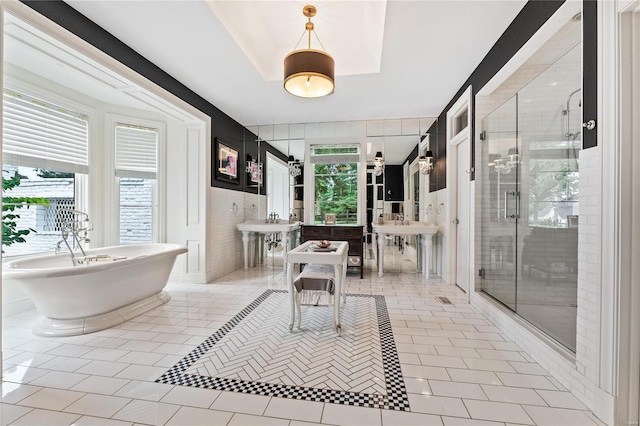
[
  {"x1": 427, "y1": 0, "x2": 565, "y2": 191},
  {"x1": 582, "y1": 0, "x2": 597, "y2": 149},
  {"x1": 20, "y1": 0, "x2": 279, "y2": 193}
]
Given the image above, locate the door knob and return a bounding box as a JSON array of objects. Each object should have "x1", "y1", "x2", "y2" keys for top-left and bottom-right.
[{"x1": 582, "y1": 119, "x2": 596, "y2": 130}]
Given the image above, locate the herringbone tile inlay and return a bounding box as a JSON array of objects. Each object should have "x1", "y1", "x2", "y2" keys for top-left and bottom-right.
[{"x1": 157, "y1": 290, "x2": 409, "y2": 410}]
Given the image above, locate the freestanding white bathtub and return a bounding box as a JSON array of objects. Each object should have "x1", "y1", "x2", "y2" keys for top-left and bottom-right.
[{"x1": 3, "y1": 243, "x2": 187, "y2": 336}]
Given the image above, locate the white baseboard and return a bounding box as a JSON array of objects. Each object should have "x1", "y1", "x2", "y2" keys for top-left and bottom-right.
[
  {"x1": 169, "y1": 271, "x2": 208, "y2": 284},
  {"x1": 592, "y1": 386, "x2": 615, "y2": 426},
  {"x1": 2, "y1": 297, "x2": 35, "y2": 317}
]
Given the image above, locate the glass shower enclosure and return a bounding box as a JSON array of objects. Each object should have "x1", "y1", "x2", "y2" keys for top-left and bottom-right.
[{"x1": 480, "y1": 44, "x2": 581, "y2": 352}]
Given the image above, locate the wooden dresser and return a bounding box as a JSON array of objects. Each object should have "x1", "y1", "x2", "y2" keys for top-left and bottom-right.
[{"x1": 300, "y1": 225, "x2": 364, "y2": 278}]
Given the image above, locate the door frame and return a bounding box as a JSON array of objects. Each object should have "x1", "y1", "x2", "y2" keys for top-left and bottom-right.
[
  {"x1": 266, "y1": 152, "x2": 289, "y2": 220},
  {"x1": 614, "y1": 2, "x2": 640, "y2": 424},
  {"x1": 446, "y1": 86, "x2": 472, "y2": 296},
  {"x1": 453, "y1": 136, "x2": 471, "y2": 294}
]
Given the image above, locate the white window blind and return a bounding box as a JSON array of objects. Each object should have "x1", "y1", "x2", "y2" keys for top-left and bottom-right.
[
  {"x1": 3, "y1": 90, "x2": 89, "y2": 173},
  {"x1": 115, "y1": 124, "x2": 157, "y2": 179}
]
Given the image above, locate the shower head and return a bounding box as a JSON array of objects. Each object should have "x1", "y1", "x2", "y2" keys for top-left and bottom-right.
[{"x1": 566, "y1": 88, "x2": 582, "y2": 111}]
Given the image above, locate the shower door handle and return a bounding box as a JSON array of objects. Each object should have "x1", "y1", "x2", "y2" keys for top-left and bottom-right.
[
  {"x1": 582, "y1": 119, "x2": 596, "y2": 130},
  {"x1": 504, "y1": 191, "x2": 517, "y2": 219},
  {"x1": 503, "y1": 191, "x2": 508, "y2": 219},
  {"x1": 515, "y1": 191, "x2": 521, "y2": 219}
]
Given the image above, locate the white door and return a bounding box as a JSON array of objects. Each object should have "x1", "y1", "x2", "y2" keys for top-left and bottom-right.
[
  {"x1": 267, "y1": 159, "x2": 289, "y2": 219},
  {"x1": 455, "y1": 138, "x2": 470, "y2": 292}
]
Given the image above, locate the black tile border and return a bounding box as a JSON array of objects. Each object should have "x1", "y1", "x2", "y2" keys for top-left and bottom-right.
[{"x1": 156, "y1": 289, "x2": 410, "y2": 410}]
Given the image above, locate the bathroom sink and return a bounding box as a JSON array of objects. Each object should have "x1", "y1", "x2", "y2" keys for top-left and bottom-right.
[
  {"x1": 236, "y1": 220, "x2": 301, "y2": 271},
  {"x1": 236, "y1": 220, "x2": 300, "y2": 233},
  {"x1": 371, "y1": 221, "x2": 438, "y2": 277},
  {"x1": 371, "y1": 221, "x2": 438, "y2": 236}
]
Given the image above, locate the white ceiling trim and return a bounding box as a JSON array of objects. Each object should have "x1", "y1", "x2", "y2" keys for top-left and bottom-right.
[{"x1": 206, "y1": 0, "x2": 387, "y2": 81}]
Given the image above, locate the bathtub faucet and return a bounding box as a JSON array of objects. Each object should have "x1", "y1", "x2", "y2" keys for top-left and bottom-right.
[{"x1": 56, "y1": 209, "x2": 93, "y2": 266}]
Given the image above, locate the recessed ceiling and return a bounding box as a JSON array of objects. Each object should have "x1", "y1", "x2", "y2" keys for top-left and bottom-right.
[
  {"x1": 64, "y1": 0, "x2": 528, "y2": 126},
  {"x1": 3, "y1": 12, "x2": 201, "y2": 124},
  {"x1": 207, "y1": 1, "x2": 387, "y2": 81}
]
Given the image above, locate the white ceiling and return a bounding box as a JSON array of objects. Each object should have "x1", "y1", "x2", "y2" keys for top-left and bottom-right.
[
  {"x1": 64, "y1": 0, "x2": 528, "y2": 127},
  {"x1": 207, "y1": 1, "x2": 387, "y2": 81}
]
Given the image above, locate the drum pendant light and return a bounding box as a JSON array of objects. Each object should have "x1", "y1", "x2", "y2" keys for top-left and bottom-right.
[{"x1": 284, "y1": 5, "x2": 335, "y2": 98}]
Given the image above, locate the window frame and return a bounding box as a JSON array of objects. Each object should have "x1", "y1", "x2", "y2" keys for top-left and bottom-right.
[
  {"x1": 106, "y1": 114, "x2": 166, "y2": 245},
  {"x1": 303, "y1": 140, "x2": 365, "y2": 225},
  {"x1": 1, "y1": 78, "x2": 92, "y2": 257}
]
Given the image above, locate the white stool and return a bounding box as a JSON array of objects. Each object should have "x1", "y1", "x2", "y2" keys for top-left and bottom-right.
[{"x1": 293, "y1": 264, "x2": 337, "y2": 332}]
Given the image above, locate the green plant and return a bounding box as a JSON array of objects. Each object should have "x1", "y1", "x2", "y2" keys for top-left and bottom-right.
[
  {"x1": 2, "y1": 171, "x2": 49, "y2": 250},
  {"x1": 35, "y1": 169, "x2": 74, "y2": 178}
]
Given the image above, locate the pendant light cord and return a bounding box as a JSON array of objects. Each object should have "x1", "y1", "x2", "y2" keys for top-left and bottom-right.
[{"x1": 291, "y1": 15, "x2": 327, "y2": 52}]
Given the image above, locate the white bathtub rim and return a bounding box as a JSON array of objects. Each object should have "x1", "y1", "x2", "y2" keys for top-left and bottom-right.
[
  {"x1": 3, "y1": 243, "x2": 187, "y2": 280},
  {"x1": 32, "y1": 290, "x2": 171, "y2": 337}
]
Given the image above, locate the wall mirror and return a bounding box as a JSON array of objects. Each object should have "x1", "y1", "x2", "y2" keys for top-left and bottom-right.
[
  {"x1": 248, "y1": 119, "x2": 437, "y2": 228},
  {"x1": 242, "y1": 127, "x2": 262, "y2": 217}
]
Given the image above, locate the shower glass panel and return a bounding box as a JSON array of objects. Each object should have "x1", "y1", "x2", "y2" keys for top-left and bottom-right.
[
  {"x1": 481, "y1": 96, "x2": 519, "y2": 311},
  {"x1": 516, "y1": 45, "x2": 581, "y2": 352},
  {"x1": 481, "y1": 44, "x2": 581, "y2": 352}
]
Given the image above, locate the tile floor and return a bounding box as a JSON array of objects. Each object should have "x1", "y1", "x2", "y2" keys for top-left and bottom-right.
[
  {"x1": 0, "y1": 246, "x2": 604, "y2": 425},
  {"x1": 157, "y1": 289, "x2": 407, "y2": 410}
]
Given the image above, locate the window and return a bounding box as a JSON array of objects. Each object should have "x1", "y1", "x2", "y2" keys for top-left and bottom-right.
[
  {"x1": 2, "y1": 89, "x2": 88, "y2": 256},
  {"x1": 527, "y1": 155, "x2": 579, "y2": 227},
  {"x1": 311, "y1": 145, "x2": 359, "y2": 225},
  {"x1": 115, "y1": 123, "x2": 158, "y2": 243}
]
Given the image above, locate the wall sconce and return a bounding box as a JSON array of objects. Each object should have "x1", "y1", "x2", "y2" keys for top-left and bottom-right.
[
  {"x1": 246, "y1": 155, "x2": 263, "y2": 185},
  {"x1": 245, "y1": 154, "x2": 255, "y2": 174},
  {"x1": 288, "y1": 155, "x2": 302, "y2": 177},
  {"x1": 419, "y1": 150, "x2": 434, "y2": 175},
  {"x1": 489, "y1": 148, "x2": 519, "y2": 174},
  {"x1": 373, "y1": 151, "x2": 384, "y2": 176}
]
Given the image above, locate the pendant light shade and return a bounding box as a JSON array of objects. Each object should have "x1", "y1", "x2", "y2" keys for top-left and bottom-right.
[
  {"x1": 284, "y1": 5, "x2": 335, "y2": 98},
  {"x1": 284, "y1": 50, "x2": 335, "y2": 98}
]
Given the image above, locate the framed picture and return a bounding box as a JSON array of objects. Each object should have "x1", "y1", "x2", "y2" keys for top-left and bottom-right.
[
  {"x1": 215, "y1": 139, "x2": 239, "y2": 184},
  {"x1": 324, "y1": 213, "x2": 336, "y2": 225},
  {"x1": 567, "y1": 215, "x2": 579, "y2": 228}
]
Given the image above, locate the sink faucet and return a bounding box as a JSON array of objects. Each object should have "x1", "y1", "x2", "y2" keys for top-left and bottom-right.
[
  {"x1": 265, "y1": 212, "x2": 280, "y2": 224},
  {"x1": 395, "y1": 214, "x2": 408, "y2": 225}
]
